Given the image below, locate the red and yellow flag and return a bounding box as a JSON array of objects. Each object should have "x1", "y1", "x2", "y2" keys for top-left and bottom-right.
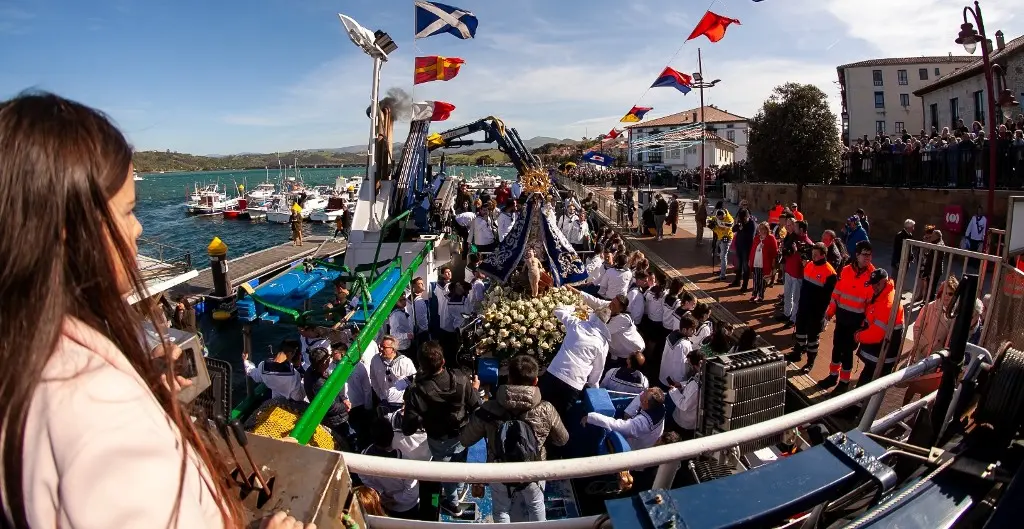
[{"x1": 414, "y1": 56, "x2": 466, "y2": 85}]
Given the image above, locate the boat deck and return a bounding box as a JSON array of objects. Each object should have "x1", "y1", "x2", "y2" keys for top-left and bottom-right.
[{"x1": 173, "y1": 236, "x2": 348, "y2": 296}]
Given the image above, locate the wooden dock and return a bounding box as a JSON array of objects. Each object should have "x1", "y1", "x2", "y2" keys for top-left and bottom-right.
[{"x1": 174, "y1": 236, "x2": 348, "y2": 296}]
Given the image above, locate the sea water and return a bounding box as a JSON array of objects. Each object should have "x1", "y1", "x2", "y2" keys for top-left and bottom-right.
[{"x1": 134, "y1": 165, "x2": 517, "y2": 399}]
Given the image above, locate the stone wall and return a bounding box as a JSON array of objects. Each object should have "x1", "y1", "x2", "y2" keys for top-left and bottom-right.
[{"x1": 730, "y1": 183, "x2": 1014, "y2": 239}]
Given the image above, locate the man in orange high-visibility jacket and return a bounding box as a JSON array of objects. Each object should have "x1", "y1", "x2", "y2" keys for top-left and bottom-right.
[
  {"x1": 767, "y1": 200, "x2": 784, "y2": 230},
  {"x1": 787, "y1": 243, "x2": 837, "y2": 371},
  {"x1": 822, "y1": 240, "x2": 876, "y2": 392},
  {"x1": 853, "y1": 269, "x2": 905, "y2": 387}
]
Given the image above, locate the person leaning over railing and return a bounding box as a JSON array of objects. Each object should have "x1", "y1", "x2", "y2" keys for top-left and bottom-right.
[{"x1": 0, "y1": 93, "x2": 311, "y2": 528}]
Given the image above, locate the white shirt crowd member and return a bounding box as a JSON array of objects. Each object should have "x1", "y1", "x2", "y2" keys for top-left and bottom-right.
[
  {"x1": 497, "y1": 211, "x2": 518, "y2": 241},
  {"x1": 387, "y1": 307, "x2": 415, "y2": 351},
  {"x1": 599, "y1": 266, "x2": 632, "y2": 299},
  {"x1": 243, "y1": 358, "x2": 306, "y2": 402},
  {"x1": 471, "y1": 214, "x2": 496, "y2": 247},
  {"x1": 600, "y1": 366, "x2": 650, "y2": 395},
  {"x1": 644, "y1": 290, "x2": 665, "y2": 325},
  {"x1": 579, "y1": 292, "x2": 644, "y2": 360},
  {"x1": 545, "y1": 305, "x2": 611, "y2": 391},
  {"x1": 411, "y1": 294, "x2": 429, "y2": 335},
  {"x1": 690, "y1": 319, "x2": 714, "y2": 350},
  {"x1": 369, "y1": 351, "x2": 417, "y2": 408},
  {"x1": 586, "y1": 256, "x2": 606, "y2": 285},
  {"x1": 660, "y1": 331, "x2": 694, "y2": 387},
  {"x1": 669, "y1": 376, "x2": 701, "y2": 430},
  {"x1": 661, "y1": 296, "x2": 681, "y2": 332},
  {"x1": 965, "y1": 214, "x2": 987, "y2": 243},
  {"x1": 626, "y1": 285, "x2": 646, "y2": 322},
  {"x1": 358, "y1": 445, "x2": 420, "y2": 514},
  {"x1": 299, "y1": 334, "x2": 330, "y2": 370},
  {"x1": 469, "y1": 277, "x2": 488, "y2": 312},
  {"x1": 341, "y1": 361, "x2": 373, "y2": 411},
  {"x1": 585, "y1": 391, "x2": 665, "y2": 450}
]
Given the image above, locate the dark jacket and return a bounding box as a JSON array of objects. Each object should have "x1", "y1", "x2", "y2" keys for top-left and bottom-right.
[
  {"x1": 402, "y1": 368, "x2": 480, "y2": 440},
  {"x1": 653, "y1": 197, "x2": 669, "y2": 216},
  {"x1": 303, "y1": 369, "x2": 348, "y2": 430},
  {"x1": 892, "y1": 229, "x2": 914, "y2": 267},
  {"x1": 798, "y1": 260, "x2": 838, "y2": 323},
  {"x1": 733, "y1": 217, "x2": 756, "y2": 254},
  {"x1": 459, "y1": 385, "x2": 569, "y2": 462}
]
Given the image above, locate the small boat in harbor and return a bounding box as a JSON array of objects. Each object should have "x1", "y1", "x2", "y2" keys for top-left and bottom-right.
[
  {"x1": 309, "y1": 196, "x2": 349, "y2": 223},
  {"x1": 133, "y1": 169, "x2": 143, "y2": 181},
  {"x1": 247, "y1": 182, "x2": 277, "y2": 202},
  {"x1": 186, "y1": 183, "x2": 237, "y2": 215}
]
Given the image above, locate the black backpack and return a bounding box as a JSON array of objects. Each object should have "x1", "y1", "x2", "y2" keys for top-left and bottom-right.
[{"x1": 482, "y1": 408, "x2": 541, "y2": 496}]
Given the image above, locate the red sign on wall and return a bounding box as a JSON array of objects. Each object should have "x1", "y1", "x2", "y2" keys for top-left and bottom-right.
[{"x1": 943, "y1": 205, "x2": 965, "y2": 235}]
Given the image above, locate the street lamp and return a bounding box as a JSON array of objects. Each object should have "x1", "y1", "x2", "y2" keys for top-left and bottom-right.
[
  {"x1": 993, "y1": 64, "x2": 1021, "y2": 122},
  {"x1": 338, "y1": 13, "x2": 397, "y2": 230},
  {"x1": 953, "y1": 1, "x2": 999, "y2": 216},
  {"x1": 692, "y1": 48, "x2": 721, "y2": 199}
]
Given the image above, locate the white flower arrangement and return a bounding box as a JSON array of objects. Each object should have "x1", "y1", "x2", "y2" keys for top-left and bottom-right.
[{"x1": 474, "y1": 285, "x2": 583, "y2": 363}]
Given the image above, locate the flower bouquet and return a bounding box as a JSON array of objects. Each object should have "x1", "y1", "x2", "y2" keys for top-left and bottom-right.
[{"x1": 473, "y1": 285, "x2": 583, "y2": 364}]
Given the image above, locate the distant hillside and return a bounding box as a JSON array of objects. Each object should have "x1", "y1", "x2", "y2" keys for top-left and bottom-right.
[{"x1": 133, "y1": 150, "x2": 364, "y2": 172}]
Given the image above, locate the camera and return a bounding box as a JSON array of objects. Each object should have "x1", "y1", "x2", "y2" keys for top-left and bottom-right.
[{"x1": 796, "y1": 241, "x2": 814, "y2": 262}]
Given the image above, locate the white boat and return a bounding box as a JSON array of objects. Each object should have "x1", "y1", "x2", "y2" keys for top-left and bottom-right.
[
  {"x1": 186, "y1": 183, "x2": 237, "y2": 215},
  {"x1": 247, "y1": 182, "x2": 277, "y2": 202},
  {"x1": 309, "y1": 196, "x2": 349, "y2": 223},
  {"x1": 133, "y1": 169, "x2": 143, "y2": 182},
  {"x1": 463, "y1": 170, "x2": 502, "y2": 192},
  {"x1": 264, "y1": 195, "x2": 294, "y2": 224}
]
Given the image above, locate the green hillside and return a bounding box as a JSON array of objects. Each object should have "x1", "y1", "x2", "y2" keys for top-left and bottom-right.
[{"x1": 132, "y1": 150, "x2": 365, "y2": 173}]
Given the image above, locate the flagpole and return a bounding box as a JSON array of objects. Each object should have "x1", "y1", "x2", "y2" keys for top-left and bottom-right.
[{"x1": 698, "y1": 47, "x2": 706, "y2": 199}]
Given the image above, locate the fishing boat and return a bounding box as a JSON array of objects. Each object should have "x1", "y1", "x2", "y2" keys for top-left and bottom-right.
[
  {"x1": 133, "y1": 169, "x2": 143, "y2": 181},
  {"x1": 309, "y1": 196, "x2": 349, "y2": 223},
  {"x1": 178, "y1": 114, "x2": 1024, "y2": 528},
  {"x1": 186, "y1": 183, "x2": 237, "y2": 215},
  {"x1": 247, "y1": 182, "x2": 278, "y2": 202}
]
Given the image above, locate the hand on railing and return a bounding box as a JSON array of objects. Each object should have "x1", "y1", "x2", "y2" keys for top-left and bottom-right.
[{"x1": 261, "y1": 511, "x2": 316, "y2": 529}]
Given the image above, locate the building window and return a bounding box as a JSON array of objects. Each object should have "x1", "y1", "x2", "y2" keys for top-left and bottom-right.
[
  {"x1": 935, "y1": 67, "x2": 940, "y2": 76},
  {"x1": 649, "y1": 147, "x2": 663, "y2": 163},
  {"x1": 897, "y1": 69, "x2": 908, "y2": 85},
  {"x1": 876, "y1": 121, "x2": 886, "y2": 134},
  {"x1": 874, "y1": 91, "x2": 885, "y2": 108},
  {"x1": 873, "y1": 70, "x2": 883, "y2": 86},
  {"x1": 930, "y1": 103, "x2": 939, "y2": 131},
  {"x1": 950, "y1": 97, "x2": 959, "y2": 125},
  {"x1": 726, "y1": 130, "x2": 736, "y2": 142},
  {"x1": 919, "y1": 68, "x2": 928, "y2": 80},
  {"x1": 636, "y1": 152, "x2": 643, "y2": 162},
  {"x1": 895, "y1": 121, "x2": 905, "y2": 133},
  {"x1": 900, "y1": 94, "x2": 910, "y2": 107},
  {"x1": 670, "y1": 147, "x2": 680, "y2": 159},
  {"x1": 973, "y1": 90, "x2": 985, "y2": 124}
]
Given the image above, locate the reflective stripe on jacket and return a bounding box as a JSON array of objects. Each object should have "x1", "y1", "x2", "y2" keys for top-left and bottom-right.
[
  {"x1": 855, "y1": 279, "x2": 904, "y2": 345},
  {"x1": 827, "y1": 263, "x2": 876, "y2": 318}
]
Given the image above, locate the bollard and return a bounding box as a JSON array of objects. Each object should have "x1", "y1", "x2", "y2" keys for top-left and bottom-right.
[{"x1": 207, "y1": 237, "x2": 235, "y2": 321}]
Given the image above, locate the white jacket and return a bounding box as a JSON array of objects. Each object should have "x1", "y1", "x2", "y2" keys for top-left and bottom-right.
[
  {"x1": 659, "y1": 331, "x2": 694, "y2": 387},
  {"x1": 243, "y1": 359, "x2": 306, "y2": 402},
  {"x1": 586, "y1": 257, "x2": 606, "y2": 284},
  {"x1": 598, "y1": 267, "x2": 633, "y2": 299},
  {"x1": 546, "y1": 305, "x2": 611, "y2": 390},
  {"x1": 341, "y1": 361, "x2": 373, "y2": 408},
  {"x1": 369, "y1": 354, "x2": 417, "y2": 406},
  {"x1": 669, "y1": 377, "x2": 701, "y2": 430},
  {"x1": 472, "y1": 215, "x2": 496, "y2": 246},
  {"x1": 644, "y1": 291, "x2": 665, "y2": 323},
  {"x1": 497, "y1": 212, "x2": 517, "y2": 241},
  {"x1": 25, "y1": 318, "x2": 227, "y2": 528},
  {"x1": 586, "y1": 394, "x2": 665, "y2": 450},
  {"x1": 626, "y1": 286, "x2": 646, "y2": 322},
  {"x1": 600, "y1": 367, "x2": 650, "y2": 395},
  {"x1": 580, "y1": 292, "x2": 644, "y2": 359},
  {"x1": 412, "y1": 296, "x2": 430, "y2": 334},
  {"x1": 387, "y1": 308, "x2": 415, "y2": 351},
  {"x1": 358, "y1": 446, "x2": 419, "y2": 513}
]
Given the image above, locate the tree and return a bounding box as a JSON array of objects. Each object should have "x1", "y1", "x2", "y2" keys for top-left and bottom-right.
[
  {"x1": 475, "y1": 154, "x2": 496, "y2": 166},
  {"x1": 747, "y1": 83, "x2": 842, "y2": 205}
]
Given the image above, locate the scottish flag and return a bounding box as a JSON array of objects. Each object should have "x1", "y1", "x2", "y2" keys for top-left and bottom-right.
[{"x1": 415, "y1": 1, "x2": 478, "y2": 40}]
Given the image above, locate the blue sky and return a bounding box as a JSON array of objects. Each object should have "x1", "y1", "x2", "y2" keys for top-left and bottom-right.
[{"x1": 0, "y1": 0, "x2": 1019, "y2": 154}]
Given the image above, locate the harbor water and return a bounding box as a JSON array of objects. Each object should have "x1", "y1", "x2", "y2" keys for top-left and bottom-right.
[{"x1": 134, "y1": 165, "x2": 517, "y2": 398}]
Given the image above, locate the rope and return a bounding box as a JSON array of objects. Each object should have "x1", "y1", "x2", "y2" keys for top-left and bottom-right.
[
  {"x1": 842, "y1": 455, "x2": 956, "y2": 529},
  {"x1": 976, "y1": 345, "x2": 1024, "y2": 435}
]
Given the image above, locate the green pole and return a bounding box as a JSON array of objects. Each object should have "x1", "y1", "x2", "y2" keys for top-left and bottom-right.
[
  {"x1": 370, "y1": 209, "x2": 412, "y2": 283},
  {"x1": 289, "y1": 241, "x2": 431, "y2": 445}
]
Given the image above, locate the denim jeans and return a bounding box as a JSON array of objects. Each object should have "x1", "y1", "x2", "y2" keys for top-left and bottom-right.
[
  {"x1": 783, "y1": 273, "x2": 802, "y2": 322},
  {"x1": 490, "y1": 481, "x2": 546, "y2": 523},
  {"x1": 654, "y1": 214, "x2": 666, "y2": 238},
  {"x1": 718, "y1": 238, "x2": 732, "y2": 279},
  {"x1": 427, "y1": 437, "x2": 468, "y2": 505}
]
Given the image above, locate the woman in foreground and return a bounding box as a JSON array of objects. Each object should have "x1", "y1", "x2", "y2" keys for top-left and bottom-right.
[{"x1": 0, "y1": 93, "x2": 311, "y2": 528}]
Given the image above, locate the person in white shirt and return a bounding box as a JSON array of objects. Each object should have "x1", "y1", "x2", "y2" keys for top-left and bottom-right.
[
  {"x1": 369, "y1": 335, "x2": 417, "y2": 412},
  {"x1": 388, "y1": 294, "x2": 416, "y2": 357},
  {"x1": 298, "y1": 324, "x2": 330, "y2": 370},
  {"x1": 338, "y1": 341, "x2": 373, "y2": 449},
  {"x1": 470, "y1": 202, "x2": 498, "y2": 252},
  {"x1": 584, "y1": 387, "x2": 666, "y2": 450},
  {"x1": 241, "y1": 340, "x2": 306, "y2": 402},
  {"x1": 358, "y1": 417, "x2": 420, "y2": 518},
  {"x1": 688, "y1": 303, "x2": 714, "y2": 350},
  {"x1": 668, "y1": 350, "x2": 706, "y2": 438},
  {"x1": 575, "y1": 289, "x2": 645, "y2": 370},
  {"x1": 497, "y1": 201, "x2": 519, "y2": 242},
  {"x1": 660, "y1": 315, "x2": 698, "y2": 388},
  {"x1": 963, "y1": 206, "x2": 988, "y2": 252},
  {"x1": 598, "y1": 253, "x2": 633, "y2": 300},
  {"x1": 387, "y1": 409, "x2": 430, "y2": 461},
  {"x1": 570, "y1": 212, "x2": 591, "y2": 251},
  {"x1": 663, "y1": 290, "x2": 695, "y2": 333},
  {"x1": 538, "y1": 302, "x2": 611, "y2": 417},
  {"x1": 410, "y1": 277, "x2": 430, "y2": 342},
  {"x1": 626, "y1": 271, "x2": 650, "y2": 323},
  {"x1": 558, "y1": 206, "x2": 576, "y2": 238},
  {"x1": 581, "y1": 244, "x2": 607, "y2": 296},
  {"x1": 511, "y1": 178, "x2": 523, "y2": 199},
  {"x1": 469, "y1": 269, "x2": 488, "y2": 312},
  {"x1": 430, "y1": 266, "x2": 452, "y2": 339},
  {"x1": 601, "y1": 352, "x2": 650, "y2": 395},
  {"x1": 441, "y1": 282, "x2": 470, "y2": 365}
]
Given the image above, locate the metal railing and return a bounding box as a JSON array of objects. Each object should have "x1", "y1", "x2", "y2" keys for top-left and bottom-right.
[
  {"x1": 136, "y1": 237, "x2": 193, "y2": 278},
  {"x1": 343, "y1": 353, "x2": 943, "y2": 483}
]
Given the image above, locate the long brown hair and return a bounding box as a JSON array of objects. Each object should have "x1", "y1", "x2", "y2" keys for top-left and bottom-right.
[{"x1": 0, "y1": 93, "x2": 242, "y2": 527}]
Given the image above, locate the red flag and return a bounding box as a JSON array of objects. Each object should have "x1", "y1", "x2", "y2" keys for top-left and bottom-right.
[
  {"x1": 430, "y1": 101, "x2": 455, "y2": 121},
  {"x1": 606, "y1": 128, "x2": 621, "y2": 140},
  {"x1": 414, "y1": 56, "x2": 465, "y2": 85},
  {"x1": 413, "y1": 101, "x2": 456, "y2": 121},
  {"x1": 687, "y1": 11, "x2": 740, "y2": 42}
]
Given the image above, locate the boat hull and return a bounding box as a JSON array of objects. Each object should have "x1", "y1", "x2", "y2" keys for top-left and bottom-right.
[
  {"x1": 309, "y1": 209, "x2": 344, "y2": 223},
  {"x1": 266, "y1": 210, "x2": 292, "y2": 224}
]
